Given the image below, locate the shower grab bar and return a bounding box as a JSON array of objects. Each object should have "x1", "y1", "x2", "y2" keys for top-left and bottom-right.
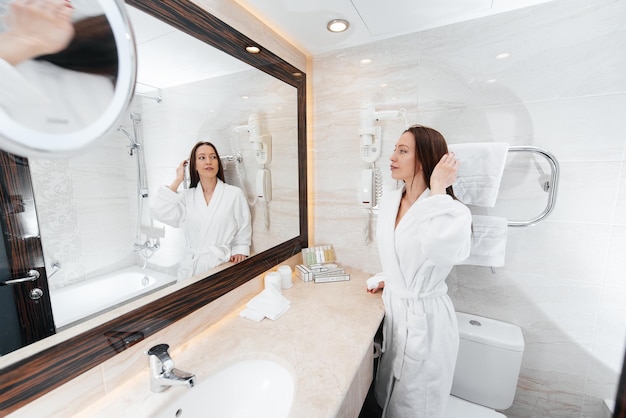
[{"x1": 506, "y1": 145, "x2": 560, "y2": 227}]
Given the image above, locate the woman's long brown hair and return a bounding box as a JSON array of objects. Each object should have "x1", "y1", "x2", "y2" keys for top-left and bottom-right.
[{"x1": 404, "y1": 125, "x2": 459, "y2": 200}]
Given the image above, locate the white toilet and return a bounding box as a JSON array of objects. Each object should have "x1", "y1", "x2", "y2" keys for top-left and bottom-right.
[{"x1": 445, "y1": 312, "x2": 525, "y2": 418}]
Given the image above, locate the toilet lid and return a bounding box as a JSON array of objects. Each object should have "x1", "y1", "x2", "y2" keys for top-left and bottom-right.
[{"x1": 445, "y1": 395, "x2": 507, "y2": 418}]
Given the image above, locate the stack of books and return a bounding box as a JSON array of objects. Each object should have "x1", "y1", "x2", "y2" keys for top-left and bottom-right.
[{"x1": 295, "y1": 262, "x2": 350, "y2": 283}]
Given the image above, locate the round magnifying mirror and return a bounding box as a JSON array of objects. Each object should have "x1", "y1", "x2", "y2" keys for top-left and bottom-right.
[{"x1": 0, "y1": 0, "x2": 136, "y2": 158}]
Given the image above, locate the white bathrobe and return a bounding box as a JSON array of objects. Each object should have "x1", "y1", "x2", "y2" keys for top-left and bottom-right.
[
  {"x1": 374, "y1": 186, "x2": 472, "y2": 418},
  {"x1": 151, "y1": 180, "x2": 251, "y2": 279}
]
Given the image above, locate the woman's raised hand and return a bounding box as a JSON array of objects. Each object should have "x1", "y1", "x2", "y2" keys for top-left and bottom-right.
[
  {"x1": 430, "y1": 152, "x2": 459, "y2": 195},
  {"x1": 168, "y1": 159, "x2": 188, "y2": 192},
  {"x1": 175, "y1": 159, "x2": 188, "y2": 182}
]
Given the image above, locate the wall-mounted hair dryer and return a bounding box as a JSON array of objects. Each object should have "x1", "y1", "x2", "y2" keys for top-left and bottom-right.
[
  {"x1": 359, "y1": 104, "x2": 406, "y2": 245},
  {"x1": 359, "y1": 104, "x2": 405, "y2": 164},
  {"x1": 248, "y1": 113, "x2": 272, "y2": 165},
  {"x1": 256, "y1": 168, "x2": 272, "y2": 201}
]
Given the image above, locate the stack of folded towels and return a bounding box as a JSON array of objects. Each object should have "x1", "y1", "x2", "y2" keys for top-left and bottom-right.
[{"x1": 448, "y1": 142, "x2": 510, "y2": 268}]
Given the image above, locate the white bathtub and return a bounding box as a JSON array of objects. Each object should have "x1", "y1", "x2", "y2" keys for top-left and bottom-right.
[{"x1": 50, "y1": 266, "x2": 177, "y2": 329}]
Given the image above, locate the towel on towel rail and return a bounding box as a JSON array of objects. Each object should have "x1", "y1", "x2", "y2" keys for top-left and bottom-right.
[
  {"x1": 459, "y1": 215, "x2": 508, "y2": 267},
  {"x1": 449, "y1": 142, "x2": 509, "y2": 207}
]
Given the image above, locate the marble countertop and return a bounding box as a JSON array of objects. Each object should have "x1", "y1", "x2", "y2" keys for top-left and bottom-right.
[{"x1": 75, "y1": 267, "x2": 384, "y2": 418}]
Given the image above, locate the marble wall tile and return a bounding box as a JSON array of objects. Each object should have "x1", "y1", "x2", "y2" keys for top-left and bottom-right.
[
  {"x1": 415, "y1": 94, "x2": 626, "y2": 163},
  {"x1": 615, "y1": 163, "x2": 626, "y2": 226},
  {"x1": 29, "y1": 159, "x2": 83, "y2": 289},
  {"x1": 548, "y1": 161, "x2": 622, "y2": 224},
  {"x1": 516, "y1": 95, "x2": 626, "y2": 163},
  {"x1": 415, "y1": 1, "x2": 626, "y2": 106},
  {"x1": 593, "y1": 286, "x2": 626, "y2": 373},
  {"x1": 505, "y1": 222, "x2": 610, "y2": 284},
  {"x1": 605, "y1": 226, "x2": 626, "y2": 287}
]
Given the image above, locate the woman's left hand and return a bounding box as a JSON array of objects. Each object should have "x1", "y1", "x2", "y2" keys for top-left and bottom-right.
[
  {"x1": 230, "y1": 254, "x2": 247, "y2": 263},
  {"x1": 430, "y1": 152, "x2": 459, "y2": 195}
]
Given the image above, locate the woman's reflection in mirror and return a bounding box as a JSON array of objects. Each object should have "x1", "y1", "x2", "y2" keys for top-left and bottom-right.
[
  {"x1": 151, "y1": 141, "x2": 252, "y2": 279},
  {"x1": 0, "y1": 0, "x2": 115, "y2": 132}
]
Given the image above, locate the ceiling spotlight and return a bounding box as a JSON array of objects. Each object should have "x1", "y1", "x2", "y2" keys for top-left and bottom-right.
[
  {"x1": 246, "y1": 46, "x2": 261, "y2": 54},
  {"x1": 327, "y1": 19, "x2": 349, "y2": 33}
]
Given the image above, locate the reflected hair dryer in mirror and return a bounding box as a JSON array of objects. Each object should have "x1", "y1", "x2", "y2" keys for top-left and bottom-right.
[{"x1": 248, "y1": 113, "x2": 271, "y2": 165}]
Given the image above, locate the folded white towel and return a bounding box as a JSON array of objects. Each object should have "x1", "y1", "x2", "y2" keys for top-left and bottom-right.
[
  {"x1": 239, "y1": 287, "x2": 290, "y2": 321},
  {"x1": 449, "y1": 142, "x2": 509, "y2": 207},
  {"x1": 460, "y1": 215, "x2": 508, "y2": 267},
  {"x1": 239, "y1": 307, "x2": 266, "y2": 322}
]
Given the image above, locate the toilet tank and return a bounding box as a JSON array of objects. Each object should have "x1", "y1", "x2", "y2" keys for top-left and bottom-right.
[{"x1": 452, "y1": 312, "x2": 525, "y2": 410}]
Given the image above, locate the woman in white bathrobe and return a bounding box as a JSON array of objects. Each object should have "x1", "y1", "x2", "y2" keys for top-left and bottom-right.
[
  {"x1": 151, "y1": 142, "x2": 252, "y2": 279},
  {"x1": 368, "y1": 125, "x2": 472, "y2": 418}
]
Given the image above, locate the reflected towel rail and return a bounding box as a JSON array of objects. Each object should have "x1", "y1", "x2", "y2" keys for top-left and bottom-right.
[
  {"x1": 221, "y1": 153, "x2": 243, "y2": 163},
  {"x1": 506, "y1": 145, "x2": 559, "y2": 227}
]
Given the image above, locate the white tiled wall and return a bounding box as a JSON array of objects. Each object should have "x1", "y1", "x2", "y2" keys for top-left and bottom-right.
[{"x1": 310, "y1": 0, "x2": 626, "y2": 416}]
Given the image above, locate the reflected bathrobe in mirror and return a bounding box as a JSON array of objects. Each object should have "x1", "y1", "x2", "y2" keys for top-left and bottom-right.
[
  {"x1": 151, "y1": 180, "x2": 251, "y2": 279},
  {"x1": 373, "y1": 187, "x2": 472, "y2": 418}
]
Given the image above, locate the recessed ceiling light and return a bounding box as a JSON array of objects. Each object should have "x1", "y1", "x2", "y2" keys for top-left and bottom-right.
[
  {"x1": 246, "y1": 46, "x2": 261, "y2": 54},
  {"x1": 495, "y1": 52, "x2": 510, "y2": 60},
  {"x1": 327, "y1": 19, "x2": 349, "y2": 33}
]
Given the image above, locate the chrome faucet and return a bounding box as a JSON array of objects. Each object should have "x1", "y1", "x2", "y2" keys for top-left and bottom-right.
[
  {"x1": 133, "y1": 240, "x2": 160, "y2": 252},
  {"x1": 147, "y1": 343, "x2": 195, "y2": 392}
]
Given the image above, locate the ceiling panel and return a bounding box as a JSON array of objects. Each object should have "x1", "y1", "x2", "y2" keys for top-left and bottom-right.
[
  {"x1": 233, "y1": 0, "x2": 555, "y2": 55},
  {"x1": 351, "y1": 0, "x2": 492, "y2": 36}
]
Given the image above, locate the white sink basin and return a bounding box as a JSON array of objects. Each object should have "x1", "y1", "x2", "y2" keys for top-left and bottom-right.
[{"x1": 156, "y1": 359, "x2": 294, "y2": 418}]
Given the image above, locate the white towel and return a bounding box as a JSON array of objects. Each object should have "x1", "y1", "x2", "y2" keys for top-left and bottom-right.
[
  {"x1": 460, "y1": 215, "x2": 508, "y2": 267},
  {"x1": 449, "y1": 142, "x2": 509, "y2": 207},
  {"x1": 239, "y1": 287, "x2": 290, "y2": 321}
]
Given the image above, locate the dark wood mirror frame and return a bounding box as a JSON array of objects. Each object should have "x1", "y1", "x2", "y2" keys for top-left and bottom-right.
[{"x1": 0, "y1": 0, "x2": 307, "y2": 414}]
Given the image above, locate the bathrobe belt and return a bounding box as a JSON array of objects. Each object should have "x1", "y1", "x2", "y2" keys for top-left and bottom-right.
[
  {"x1": 188, "y1": 245, "x2": 230, "y2": 270},
  {"x1": 188, "y1": 245, "x2": 231, "y2": 262},
  {"x1": 382, "y1": 284, "x2": 448, "y2": 379}
]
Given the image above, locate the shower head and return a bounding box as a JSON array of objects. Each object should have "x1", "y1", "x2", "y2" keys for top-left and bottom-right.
[
  {"x1": 118, "y1": 125, "x2": 139, "y2": 146},
  {"x1": 118, "y1": 125, "x2": 132, "y2": 140}
]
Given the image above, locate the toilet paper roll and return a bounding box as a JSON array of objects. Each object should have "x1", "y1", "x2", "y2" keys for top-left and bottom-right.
[
  {"x1": 264, "y1": 272, "x2": 282, "y2": 293},
  {"x1": 277, "y1": 265, "x2": 293, "y2": 289}
]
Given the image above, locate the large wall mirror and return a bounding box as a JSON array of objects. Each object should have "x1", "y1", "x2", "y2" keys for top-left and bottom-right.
[{"x1": 0, "y1": 0, "x2": 307, "y2": 413}]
